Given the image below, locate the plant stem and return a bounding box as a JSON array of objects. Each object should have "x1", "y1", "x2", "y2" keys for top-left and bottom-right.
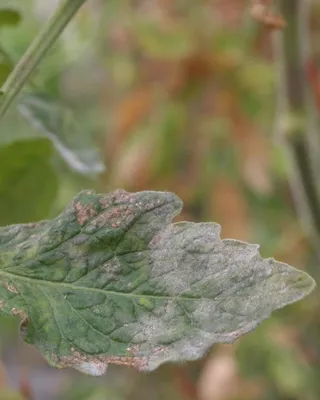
[
  {"x1": 274, "y1": 0, "x2": 320, "y2": 255},
  {"x1": 0, "y1": 0, "x2": 87, "y2": 119}
]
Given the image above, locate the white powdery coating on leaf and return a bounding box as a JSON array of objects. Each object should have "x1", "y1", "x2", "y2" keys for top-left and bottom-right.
[
  {"x1": 74, "y1": 361, "x2": 108, "y2": 376},
  {"x1": 0, "y1": 189, "x2": 315, "y2": 377}
]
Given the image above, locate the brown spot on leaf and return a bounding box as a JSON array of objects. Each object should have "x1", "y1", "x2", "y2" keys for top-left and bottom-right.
[
  {"x1": 150, "y1": 346, "x2": 169, "y2": 363},
  {"x1": 20, "y1": 317, "x2": 29, "y2": 339},
  {"x1": 61, "y1": 347, "x2": 148, "y2": 375},
  {"x1": 73, "y1": 201, "x2": 96, "y2": 225},
  {"x1": 11, "y1": 308, "x2": 29, "y2": 338},
  {"x1": 11, "y1": 308, "x2": 26, "y2": 318},
  {"x1": 95, "y1": 204, "x2": 132, "y2": 229},
  {"x1": 105, "y1": 355, "x2": 148, "y2": 371},
  {"x1": 113, "y1": 189, "x2": 134, "y2": 204},
  {"x1": 126, "y1": 344, "x2": 149, "y2": 370},
  {"x1": 4, "y1": 282, "x2": 19, "y2": 294}
]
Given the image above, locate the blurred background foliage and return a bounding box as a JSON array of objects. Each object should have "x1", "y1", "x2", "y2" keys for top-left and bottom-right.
[{"x1": 0, "y1": 0, "x2": 320, "y2": 399}]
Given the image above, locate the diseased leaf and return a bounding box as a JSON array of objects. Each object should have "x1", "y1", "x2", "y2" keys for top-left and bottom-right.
[
  {"x1": 0, "y1": 139, "x2": 58, "y2": 225},
  {"x1": 0, "y1": 189, "x2": 315, "y2": 375},
  {"x1": 18, "y1": 93, "x2": 105, "y2": 176}
]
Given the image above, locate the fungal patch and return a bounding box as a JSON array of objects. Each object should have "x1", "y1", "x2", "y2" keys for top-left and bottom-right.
[
  {"x1": 4, "y1": 282, "x2": 19, "y2": 294},
  {"x1": 73, "y1": 201, "x2": 96, "y2": 225}
]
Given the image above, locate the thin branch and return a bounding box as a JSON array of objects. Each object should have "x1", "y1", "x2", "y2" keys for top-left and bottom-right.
[
  {"x1": 0, "y1": 0, "x2": 86, "y2": 119},
  {"x1": 274, "y1": 0, "x2": 320, "y2": 256}
]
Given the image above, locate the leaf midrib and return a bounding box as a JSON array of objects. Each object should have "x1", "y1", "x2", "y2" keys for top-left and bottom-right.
[{"x1": 0, "y1": 269, "x2": 203, "y2": 302}]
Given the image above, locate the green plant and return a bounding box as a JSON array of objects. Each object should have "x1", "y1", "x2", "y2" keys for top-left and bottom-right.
[{"x1": 0, "y1": 0, "x2": 316, "y2": 393}]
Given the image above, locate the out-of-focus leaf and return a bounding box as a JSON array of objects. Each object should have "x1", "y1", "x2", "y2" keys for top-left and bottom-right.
[
  {"x1": 64, "y1": 385, "x2": 125, "y2": 400},
  {"x1": 210, "y1": 177, "x2": 250, "y2": 240},
  {"x1": 198, "y1": 348, "x2": 237, "y2": 400},
  {"x1": 0, "y1": 9, "x2": 19, "y2": 87},
  {"x1": 0, "y1": 189, "x2": 315, "y2": 376},
  {"x1": 155, "y1": 102, "x2": 186, "y2": 177},
  {"x1": 109, "y1": 127, "x2": 156, "y2": 189},
  {"x1": 0, "y1": 49, "x2": 13, "y2": 86},
  {"x1": 113, "y1": 87, "x2": 153, "y2": 146},
  {"x1": 0, "y1": 360, "x2": 7, "y2": 388},
  {"x1": 0, "y1": 388, "x2": 24, "y2": 400},
  {"x1": 0, "y1": 138, "x2": 58, "y2": 225},
  {"x1": 18, "y1": 93, "x2": 105, "y2": 176},
  {"x1": 237, "y1": 59, "x2": 275, "y2": 118},
  {"x1": 230, "y1": 111, "x2": 272, "y2": 194},
  {"x1": 133, "y1": 20, "x2": 194, "y2": 59},
  {"x1": 237, "y1": 324, "x2": 312, "y2": 398},
  {"x1": 0, "y1": 9, "x2": 21, "y2": 28}
]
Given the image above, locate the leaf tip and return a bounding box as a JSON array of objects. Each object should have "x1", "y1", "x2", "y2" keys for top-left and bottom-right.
[
  {"x1": 268, "y1": 258, "x2": 316, "y2": 310},
  {"x1": 289, "y1": 266, "x2": 316, "y2": 299}
]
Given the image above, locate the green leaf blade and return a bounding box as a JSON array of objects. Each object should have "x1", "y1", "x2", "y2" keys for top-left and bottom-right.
[
  {"x1": 0, "y1": 189, "x2": 315, "y2": 375},
  {"x1": 0, "y1": 8, "x2": 21, "y2": 87},
  {"x1": 0, "y1": 50, "x2": 13, "y2": 87},
  {"x1": 0, "y1": 9, "x2": 21, "y2": 29},
  {"x1": 18, "y1": 93, "x2": 105, "y2": 176},
  {"x1": 0, "y1": 139, "x2": 58, "y2": 225}
]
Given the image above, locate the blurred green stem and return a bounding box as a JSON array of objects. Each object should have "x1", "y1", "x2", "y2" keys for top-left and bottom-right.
[
  {"x1": 275, "y1": 0, "x2": 320, "y2": 254},
  {"x1": 0, "y1": 0, "x2": 86, "y2": 119}
]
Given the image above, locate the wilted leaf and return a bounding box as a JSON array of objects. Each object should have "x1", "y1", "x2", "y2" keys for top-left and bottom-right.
[
  {"x1": 0, "y1": 9, "x2": 21, "y2": 28},
  {"x1": 0, "y1": 139, "x2": 58, "y2": 225},
  {"x1": 18, "y1": 93, "x2": 105, "y2": 176},
  {"x1": 0, "y1": 189, "x2": 315, "y2": 376}
]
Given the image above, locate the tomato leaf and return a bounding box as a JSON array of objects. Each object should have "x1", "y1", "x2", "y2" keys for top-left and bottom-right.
[{"x1": 0, "y1": 189, "x2": 315, "y2": 375}]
